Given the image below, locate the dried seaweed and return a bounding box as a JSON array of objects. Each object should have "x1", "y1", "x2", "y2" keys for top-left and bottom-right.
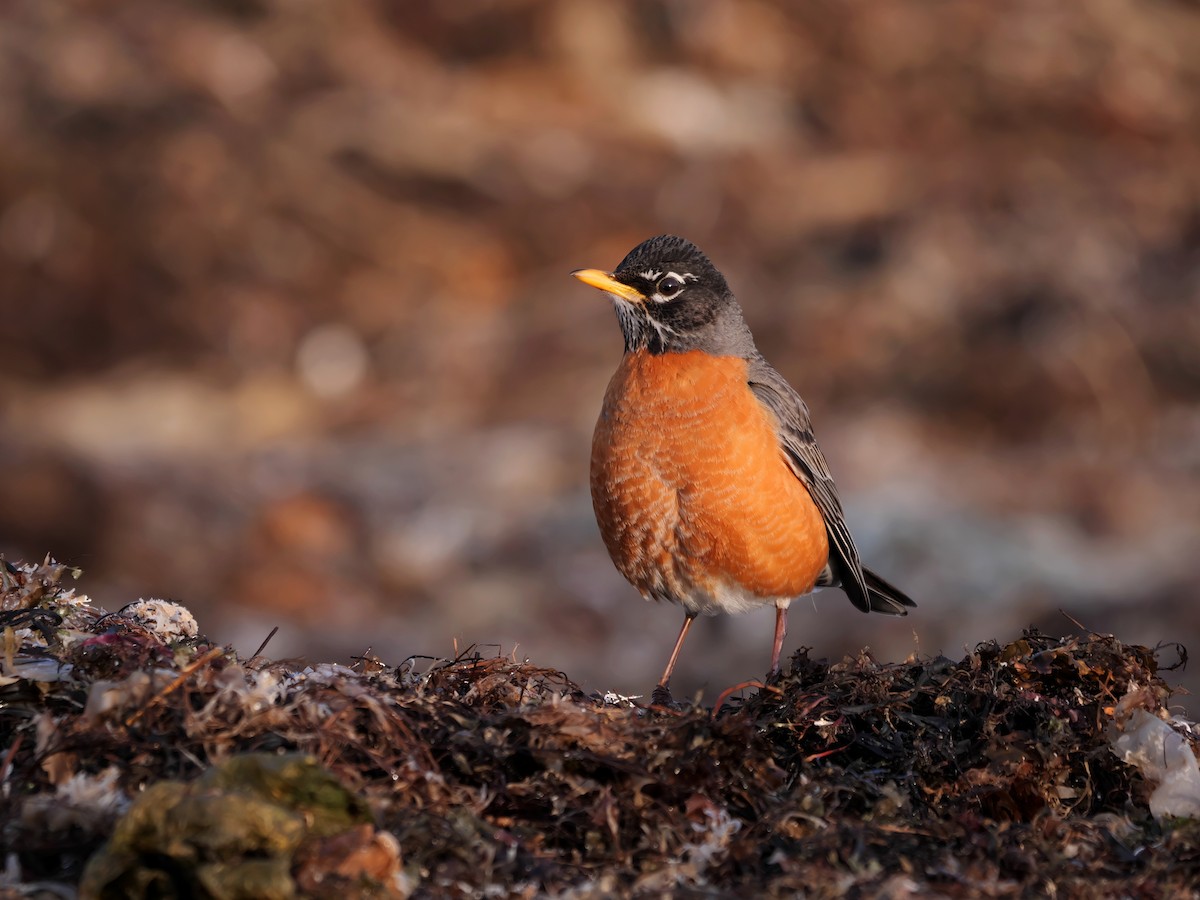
[{"x1": 1, "y1": 559, "x2": 1197, "y2": 898}]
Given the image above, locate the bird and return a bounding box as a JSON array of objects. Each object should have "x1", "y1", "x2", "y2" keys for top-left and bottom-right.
[{"x1": 573, "y1": 234, "x2": 915, "y2": 701}]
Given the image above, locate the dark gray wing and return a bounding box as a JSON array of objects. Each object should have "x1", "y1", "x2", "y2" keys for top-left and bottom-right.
[{"x1": 747, "y1": 355, "x2": 913, "y2": 615}]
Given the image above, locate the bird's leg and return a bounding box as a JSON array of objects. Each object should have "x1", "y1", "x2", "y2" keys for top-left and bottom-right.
[
  {"x1": 769, "y1": 604, "x2": 788, "y2": 675},
  {"x1": 652, "y1": 612, "x2": 696, "y2": 704}
]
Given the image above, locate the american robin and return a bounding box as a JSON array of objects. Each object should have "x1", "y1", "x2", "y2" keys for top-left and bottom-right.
[{"x1": 573, "y1": 234, "x2": 914, "y2": 698}]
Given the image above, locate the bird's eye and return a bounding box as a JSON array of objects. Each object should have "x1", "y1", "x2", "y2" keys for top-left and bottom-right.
[{"x1": 657, "y1": 275, "x2": 684, "y2": 297}]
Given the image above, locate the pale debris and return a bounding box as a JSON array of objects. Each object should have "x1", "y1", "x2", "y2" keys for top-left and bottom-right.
[
  {"x1": 186, "y1": 663, "x2": 288, "y2": 729},
  {"x1": 118, "y1": 598, "x2": 199, "y2": 642},
  {"x1": 6, "y1": 567, "x2": 94, "y2": 650},
  {"x1": 1109, "y1": 701, "x2": 1200, "y2": 821},
  {"x1": 283, "y1": 662, "x2": 361, "y2": 688},
  {"x1": 683, "y1": 803, "x2": 742, "y2": 872},
  {"x1": 43, "y1": 586, "x2": 92, "y2": 609},
  {"x1": 600, "y1": 691, "x2": 642, "y2": 707},
  {"x1": 19, "y1": 767, "x2": 131, "y2": 833},
  {"x1": 82, "y1": 670, "x2": 174, "y2": 724},
  {"x1": 210, "y1": 663, "x2": 286, "y2": 712},
  {"x1": 0, "y1": 656, "x2": 72, "y2": 685}
]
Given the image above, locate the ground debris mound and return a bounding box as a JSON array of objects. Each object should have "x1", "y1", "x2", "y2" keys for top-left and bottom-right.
[{"x1": 2, "y1": 559, "x2": 1198, "y2": 898}]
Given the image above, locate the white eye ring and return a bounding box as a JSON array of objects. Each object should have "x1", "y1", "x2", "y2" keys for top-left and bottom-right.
[{"x1": 657, "y1": 275, "x2": 684, "y2": 297}]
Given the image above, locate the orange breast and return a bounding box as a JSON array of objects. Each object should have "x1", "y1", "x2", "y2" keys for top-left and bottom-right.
[{"x1": 590, "y1": 350, "x2": 829, "y2": 615}]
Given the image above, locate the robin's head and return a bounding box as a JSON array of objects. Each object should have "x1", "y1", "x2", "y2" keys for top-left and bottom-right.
[{"x1": 572, "y1": 235, "x2": 755, "y2": 356}]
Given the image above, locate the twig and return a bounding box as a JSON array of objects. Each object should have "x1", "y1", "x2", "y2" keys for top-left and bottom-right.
[
  {"x1": 125, "y1": 646, "x2": 225, "y2": 727},
  {"x1": 1, "y1": 734, "x2": 23, "y2": 798},
  {"x1": 712, "y1": 679, "x2": 784, "y2": 717},
  {"x1": 1059, "y1": 609, "x2": 1089, "y2": 631},
  {"x1": 250, "y1": 626, "x2": 280, "y2": 661}
]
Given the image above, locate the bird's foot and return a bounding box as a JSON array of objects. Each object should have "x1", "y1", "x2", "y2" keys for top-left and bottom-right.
[{"x1": 650, "y1": 682, "x2": 675, "y2": 708}]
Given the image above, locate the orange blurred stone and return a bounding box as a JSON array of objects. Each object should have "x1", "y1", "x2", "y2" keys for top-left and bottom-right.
[{"x1": 252, "y1": 493, "x2": 359, "y2": 560}]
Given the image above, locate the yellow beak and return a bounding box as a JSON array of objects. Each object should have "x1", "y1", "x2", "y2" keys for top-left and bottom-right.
[{"x1": 571, "y1": 269, "x2": 647, "y2": 304}]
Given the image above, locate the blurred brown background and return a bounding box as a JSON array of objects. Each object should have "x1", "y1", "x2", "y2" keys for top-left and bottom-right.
[{"x1": 1, "y1": 1, "x2": 1198, "y2": 707}]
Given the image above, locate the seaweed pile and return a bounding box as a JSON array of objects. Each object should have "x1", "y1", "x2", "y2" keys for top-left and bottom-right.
[{"x1": 2, "y1": 558, "x2": 1197, "y2": 898}]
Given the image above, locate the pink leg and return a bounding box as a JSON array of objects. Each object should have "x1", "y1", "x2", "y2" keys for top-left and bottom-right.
[
  {"x1": 770, "y1": 605, "x2": 788, "y2": 674},
  {"x1": 659, "y1": 613, "x2": 696, "y2": 689}
]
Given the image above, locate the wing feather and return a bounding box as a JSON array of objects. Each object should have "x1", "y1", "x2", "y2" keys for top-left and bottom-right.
[{"x1": 747, "y1": 355, "x2": 913, "y2": 615}]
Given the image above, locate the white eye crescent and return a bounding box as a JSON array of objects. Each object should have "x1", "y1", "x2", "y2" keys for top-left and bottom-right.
[{"x1": 657, "y1": 275, "x2": 684, "y2": 297}]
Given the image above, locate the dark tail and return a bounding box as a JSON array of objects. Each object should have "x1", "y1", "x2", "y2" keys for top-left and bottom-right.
[{"x1": 862, "y1": 566, "x2": 917, "y2": 616}]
